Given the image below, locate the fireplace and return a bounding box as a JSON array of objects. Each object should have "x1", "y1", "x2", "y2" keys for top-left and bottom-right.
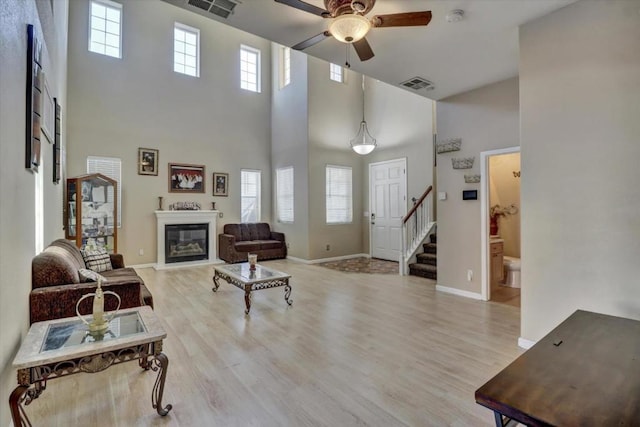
[
  {"x1": 154, "y1": 210, "x2": 220, "y2": 269},
  {"x1": 165, "y1": 223, "x2": 209, "y2": 264}
]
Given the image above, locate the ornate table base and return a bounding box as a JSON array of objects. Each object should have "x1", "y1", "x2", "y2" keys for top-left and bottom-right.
[
  {"x1": 9, "y1": 341, "x2": 171, "y2": 426},
  {"x1": 213, "y1": 268, "x2": 292, "y2": 314}
]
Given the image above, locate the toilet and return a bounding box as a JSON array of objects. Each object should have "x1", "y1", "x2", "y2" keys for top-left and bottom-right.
[{"x1": 503, "y1": 256, "x2": 521, "y2": 288}]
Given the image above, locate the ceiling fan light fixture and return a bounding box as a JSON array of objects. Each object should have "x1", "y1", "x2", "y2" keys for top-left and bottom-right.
[{"x1": 329, "y1": 14, "x2": 371, "y2": 43}]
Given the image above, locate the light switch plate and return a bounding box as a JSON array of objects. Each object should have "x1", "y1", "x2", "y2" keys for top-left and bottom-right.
[{"x1": 438, "y1": 192, "x2": 447, "y2": 201}]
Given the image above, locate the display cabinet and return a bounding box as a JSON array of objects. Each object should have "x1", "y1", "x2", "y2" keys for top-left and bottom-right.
[{"x1": 65, "y1": 173, "x2": 117, "y2": 252}]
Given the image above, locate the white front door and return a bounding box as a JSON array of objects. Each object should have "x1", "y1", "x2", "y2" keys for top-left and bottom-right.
[{"x1": 370, "y1": 159, "x2": 407, "y2": 261}]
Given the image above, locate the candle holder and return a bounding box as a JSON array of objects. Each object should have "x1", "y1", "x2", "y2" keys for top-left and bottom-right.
[{"x1": 248, "y1": 253, "x2": 257, "y2": 271}]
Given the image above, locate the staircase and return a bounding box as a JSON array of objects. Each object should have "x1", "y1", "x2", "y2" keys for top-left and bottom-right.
[{"x1": 409, "y1": 233, "x2": 437, "y2": 280}]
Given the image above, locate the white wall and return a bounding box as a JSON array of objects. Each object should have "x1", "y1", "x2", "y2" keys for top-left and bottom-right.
[
  {"x1": 271, "y1": 45, "x2": 310, "y2": 259},
  {"x1": 66, "y1": 0, "x2": 272, "y2": 263},
  {"x1": 0, "y1": 1, "x2": 68, "y2": 424},
  {"x1": 436, "y1": 78, "x2": 519, "y2": 294},
  {"x1": 520, "y1": 0, "x2": 640, "y2": 341}
]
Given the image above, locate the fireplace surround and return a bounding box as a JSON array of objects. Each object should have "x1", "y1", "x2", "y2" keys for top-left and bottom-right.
[{"x1": 154, "y1": 210, "x2": 221, "y2": 269}]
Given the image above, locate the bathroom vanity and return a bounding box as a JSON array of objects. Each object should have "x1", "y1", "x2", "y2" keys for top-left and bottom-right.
[{"x1": 490, "y1": 238, "x2": 504, "y2": 292}]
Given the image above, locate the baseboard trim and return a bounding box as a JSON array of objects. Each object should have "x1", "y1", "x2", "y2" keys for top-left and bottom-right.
[
  {"x1": 128, "y1": 263, "x2": 156, "y2": 269},
  {"x1": 435, "y1": 285, "x2": 483, "y2": 300},
  {"x1": 518, "y1": 337, "x2": 536, "y2": 349},
  {"x1": 287, "y1": 253, "x2": 370, "y2": 265},
  {"x1": 152, "y1": 258, "x2": 224, "y2": 270}
]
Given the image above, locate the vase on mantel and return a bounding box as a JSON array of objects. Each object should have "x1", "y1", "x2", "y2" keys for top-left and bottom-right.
[{"x1": 158, "y1": 196, "x2": 164, "y2": 211}]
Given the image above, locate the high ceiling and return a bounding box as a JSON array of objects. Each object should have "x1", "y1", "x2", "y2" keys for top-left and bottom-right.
[{"x1": 161, "y1": 0, "x2": 576, "y2": 100}]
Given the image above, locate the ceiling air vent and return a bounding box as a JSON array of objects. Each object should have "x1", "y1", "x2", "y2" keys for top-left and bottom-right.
[
  {"x1": 400, "y1": 77, "x2": 435, "y2": 91},
  {"x1": 187, "y1": 0, "x2": 238, "y2": 18}
]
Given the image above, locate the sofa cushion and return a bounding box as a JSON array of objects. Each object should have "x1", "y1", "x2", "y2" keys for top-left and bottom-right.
[
  {"x1": 78, "y1": 268, "x2": 106, "y2": 283},
  {"x1": 81, "y1": 248, "x2": 113, "y2": 273},
  {"x1": 257, "y1": 240, "x2": 283, "y2": 250},
  {"x1": 234, "y1": 241, "x2": 261, "y2": 253},
  {"x1": 32, "y1": 250, "x2": 82, "y2": 288},
  {"x1": 223, "y1": 224, "x2": 242, "y2": 240},
  {"x1": 255, "y1": 223, "x2": 272, "y2": 240},
  {"x1": 49, "y1": 239, "x2": 86, "y2": 268},
  {"x1": 101, "y1": 267, "x2": 139, "y2": 280}
]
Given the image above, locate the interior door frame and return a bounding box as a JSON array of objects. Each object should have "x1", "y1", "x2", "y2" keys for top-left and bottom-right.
[
  {"x1": 480, "y1": 146, "x2": 520, "y2": 301},
  {"x1": 368, "y1": 157, "x2": 408, "y2": 259}
]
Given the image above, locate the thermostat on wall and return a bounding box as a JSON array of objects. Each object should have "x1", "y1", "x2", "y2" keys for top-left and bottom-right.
[{"x1": 462, "y1": 190, "x2": 478, "y2": 200}]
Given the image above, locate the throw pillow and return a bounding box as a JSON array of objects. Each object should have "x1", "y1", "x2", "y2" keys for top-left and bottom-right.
[
  {"x1": 78, "y1": 268, "x2": 107, "y2": 283},
  {"x1": 81, "y1": 248, "x2": 113, "y2": 273}
]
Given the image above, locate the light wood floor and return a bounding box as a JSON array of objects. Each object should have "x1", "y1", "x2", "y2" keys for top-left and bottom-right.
[{"x1": 26, "y1": 260, "x2": 523, "y2": 426}]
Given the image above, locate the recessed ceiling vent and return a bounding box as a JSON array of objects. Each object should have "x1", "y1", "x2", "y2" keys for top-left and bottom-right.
[
  {"x1": 187, "y1": 0, "x2": 239, "y2": 19},
  {"x1": 400, "y1": 77, "x2": 435, "y2": 91}
]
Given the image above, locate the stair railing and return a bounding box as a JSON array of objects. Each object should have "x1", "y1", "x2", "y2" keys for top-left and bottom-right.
[{"x1": 400, "y1": 185, "x2": 434, "y2": 275}]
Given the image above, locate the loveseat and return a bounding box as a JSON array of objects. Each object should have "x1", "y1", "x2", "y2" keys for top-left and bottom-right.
[
  {"x1": 218, "y1": 223, "x2": 286, "y2": 263},
  {"x1": 30, "y1": 239, "x2": 153, "y2": 324}
]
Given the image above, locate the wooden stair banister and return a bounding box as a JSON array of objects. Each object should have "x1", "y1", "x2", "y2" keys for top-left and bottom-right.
[
  {"x1": 400, "y1": 185, "x2": 435, "y2": 275},
  {"x1": 403, "y1": 185, "x2": 433, "y2": 224}
]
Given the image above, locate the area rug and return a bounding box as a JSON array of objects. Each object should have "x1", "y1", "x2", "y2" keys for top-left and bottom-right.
[{"x1": 317, "y1": 257, "x2": 399, "y2": 274}]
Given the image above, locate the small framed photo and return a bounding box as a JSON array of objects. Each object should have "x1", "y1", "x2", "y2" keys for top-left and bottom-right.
[
  {"x1": 169, "y1": 163, "x2": 205, "y2": 193},
  {"x1": 138, "y1": 148, "x2": 159, "y2": 176},
  {"x1": 213, "y1": 172, "x2": 228, "y2": 197}
]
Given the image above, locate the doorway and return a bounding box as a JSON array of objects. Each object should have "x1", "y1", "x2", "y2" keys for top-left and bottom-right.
[
  {"x1": 480, "y1": 147, "x2": 521, "y2": 306},
  {"x1": 369, "y1": 158, "x2": 407, "y2": 261}
]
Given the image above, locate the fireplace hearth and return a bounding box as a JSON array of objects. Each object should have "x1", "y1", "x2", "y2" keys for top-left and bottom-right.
[{"x1": 165, "y1": 223, "x2": 209, "y2": 263}]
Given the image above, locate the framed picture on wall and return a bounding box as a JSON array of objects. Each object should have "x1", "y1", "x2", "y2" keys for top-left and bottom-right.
[
  {"x1": 26, "y1": 24, "x2": 43, "y2": 171},
  {"x1": 213, "y1": 172, "x2": 228, "y2": 197},
  {"x1": 138, "y1": 148, "x2": 159, "y2": 176},
  {"x1": 168, "y1": 163, "x2": 205, "y2": 193}
]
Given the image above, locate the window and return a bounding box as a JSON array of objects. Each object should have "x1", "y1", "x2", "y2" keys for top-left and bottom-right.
[
  {"x1": 174, "y1": 23, "x2": 199, "y2": 77},
  {"x1": 330, "y1": 63, "x2": 343, "y2": 83},
  {"x1": 326, "y1": 165, "x2": 352, "y2": 224},
  {"x1": 87, "y1": 156, "x2": 122, "y2": 227},
  {"x1": 276, "y1": 167, "x2": 294, "y2": 223},
  {"x1": 240, "y1": 45, "x2": 261, "y2": 93},
  {"x1": 280, "y1": 46, "x2": 291, "y2": 88},
  {"x1": 89, "y1": 0, "x2": 122, "y2": 58},
  {"x1": 241, "y1": 169, "x2": 261, "y2": 223}
]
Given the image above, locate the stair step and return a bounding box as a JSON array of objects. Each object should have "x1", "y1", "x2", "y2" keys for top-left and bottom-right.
[
  {"x1": 423, "y1": 243, "x2": 437, "y2": 254},
  {"x1": 429, "y1": 234, "x2": 437, "y2": 244},
  {"x1": 409, "y1": 263, "x2": 437, "y2": 280},
  {"x1": 416, "y1": 253, "x2": 437, "y2": 266}
]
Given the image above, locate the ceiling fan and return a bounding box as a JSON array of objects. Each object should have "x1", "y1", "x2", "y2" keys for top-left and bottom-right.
[{"x1": 274, "y1": 0, "x2": 432, "y2": 62}]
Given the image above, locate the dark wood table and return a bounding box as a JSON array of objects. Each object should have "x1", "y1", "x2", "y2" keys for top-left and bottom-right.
[{"x1": 475, "y1": 310, "x2": 640, "y2": 426}]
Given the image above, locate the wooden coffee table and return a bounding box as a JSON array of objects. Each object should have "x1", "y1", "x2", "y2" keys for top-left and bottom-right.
[
  {"x1": 213, "y1": 263, "x2": 292, "y2": 314},
  {"x1": 475, "y1": 310, "x2": 640, "y2": 426},
  {"x1": 9, "y1": 306, "x2": 171, "y2": 426}
]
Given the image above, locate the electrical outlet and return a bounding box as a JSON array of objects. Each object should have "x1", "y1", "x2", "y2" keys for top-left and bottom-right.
[
  {"x1": 138, "y1": 249, "x2": 144, "y2": 256},
  {"x1": 467, "y1": 269, "x2": 473, "y2": 282},
  {"x1": 326, "y1": 244, "x2": 330, "y2": 251},
  {"x1": 219, "y1": 212, "x2": 223, "y2": 218}
]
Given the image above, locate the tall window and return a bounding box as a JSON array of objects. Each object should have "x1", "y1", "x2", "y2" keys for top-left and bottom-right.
[
  {"x1": 330, "y1": 63, "x2": 343, "y2": 83},
  {"x1": 87, "y1": 156, "x2": 122, "y2": 227},
  {"x1": 276, "y1": 166, "x2": 294, "y2": 223},
  {"x1": 89, "y1": 0, "x2": 122, "y2": 58},
  {"x1": 174, "y1": 23, "x2": 199, "y2": 77},
  {"x1": 240, "y1": 45, "x2": 261, "y2": 93},
  {"x1": 280, "y1": 46, "x2": 291, "y2": 88},
  {"x1": 241, "y1": 169, "x2": 261, "y2": 223},
  {"x1": 326, "y1": 165, "x2": 352, "y2": 224}
]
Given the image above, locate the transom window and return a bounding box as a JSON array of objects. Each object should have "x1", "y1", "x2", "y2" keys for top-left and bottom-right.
[
  {"x1": 276, "y1": 167, "x2": 294, "y2": 223},
  {"x1": 174, "y1": 23, "x2": 200, "y2": 77},
  {"x1": 240, "y1": 45, "x2": 261, "y2": 93},
  {"x1": 330, "y1": 63, "x2": 343, "y2": 83},
  {"x1": 89, "y1": 0, "x2": 122, "y2": 58},
  {"x1": 326, "y1": 165, "x2": 352, "y2": 224},
  {"x1": 241, "y1": 169, "x2": 261, "y2": 223}
]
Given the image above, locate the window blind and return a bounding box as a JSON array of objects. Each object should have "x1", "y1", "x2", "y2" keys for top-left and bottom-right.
[
  {"x1": 241, "y1": 169, "x2": 261, "y2": 223},
  {"x1": 326, "y1": 165, "x2": 352, "y2": 224},
  {"x1": 276, "y1": 166, "x2": 294, "y2": 223}
]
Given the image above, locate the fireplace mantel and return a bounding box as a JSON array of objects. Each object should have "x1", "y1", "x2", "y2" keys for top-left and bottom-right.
[{"x1": 154, "y1": 210, "x2": 222, "y2": 269}]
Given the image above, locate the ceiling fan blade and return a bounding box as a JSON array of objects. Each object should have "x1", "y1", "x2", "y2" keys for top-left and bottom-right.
[
  {"x1": 353, "y1": 37, "x2": 374, "y2": 62},
  {"x1": 292, "y1": 31, "x2": 332, "y2": 50},
  {"x1": 274, "y1": 0, "x2": 330, "y2": 17},
  {"x1": 372, "y1": 11, "x2": 432, "y2": 28}
]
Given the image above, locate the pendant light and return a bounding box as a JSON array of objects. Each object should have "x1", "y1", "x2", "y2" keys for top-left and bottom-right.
[{"x1": 350, "y1": 75, "x2": 377, "y2": 155}]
